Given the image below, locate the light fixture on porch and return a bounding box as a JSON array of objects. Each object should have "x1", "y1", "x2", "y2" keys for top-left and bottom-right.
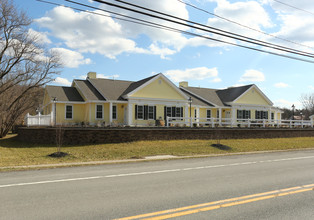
[
  {"x1": 188, "y1": 97, "x2": 192, "y2": 118},
  {"x1": 188, "y1": 97, "x2": 192, "y2": 127},
  {"x1": 52, "y1": 97, "x2": 57, "y2": 126},
  {"x1": 291, "y1": 104, "x2": 295, "y2": 120}
]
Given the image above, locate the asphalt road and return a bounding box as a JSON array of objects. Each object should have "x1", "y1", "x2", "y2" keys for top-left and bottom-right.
[{"x1": 1, "y1": 150, "x2": 314, "y2": 220}]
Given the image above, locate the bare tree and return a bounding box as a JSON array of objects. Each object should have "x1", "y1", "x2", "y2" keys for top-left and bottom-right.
[
  {"x1": 0, "y1": 0, "x2": 60, "y2": 137},
  {"x1": 300, "y1": 93, "x2": 314, "y2": 118}
]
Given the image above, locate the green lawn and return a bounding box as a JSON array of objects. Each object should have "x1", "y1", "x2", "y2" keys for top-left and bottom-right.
[{"x1": 0, "y1": 134, "x2": 314, "y2": 168}]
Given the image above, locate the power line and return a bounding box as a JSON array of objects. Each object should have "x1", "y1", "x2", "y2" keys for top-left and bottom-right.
[
  {"x1": 90, "y1": 0, "x2": 314, "y2": 59},
  {"x1": 37, "y1": 0, "x2": 314, "y2": 63},
  {"x1": 177, "y1": 0, "x2": 314, "y2": 51},
  {"x1": 272, "y1": 0, "x2": 314, "y2": 16}
]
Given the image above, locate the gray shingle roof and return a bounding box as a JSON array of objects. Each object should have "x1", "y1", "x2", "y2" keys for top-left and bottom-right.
[
  {"x1": 74, "y1": 80, "x2": 105, "y2": 101},
  {"x1": 217, "y1": 84, "x2": 253, "y2": 103},
  {"x1": 46, "y1": 86, "x2": 84, "y2": 102},
  {"x1": 180, "y1": 84, "x2": 255, "y2": 107},
  {"x1": 180, "y1": 86, "x2": 224, "y2": 106},
  {"x1": 88, "y1": 78, "x2": 133, "y2": 101},
  {"x1": 88, "y1": 74, "x2": 159, "y2": 101}
]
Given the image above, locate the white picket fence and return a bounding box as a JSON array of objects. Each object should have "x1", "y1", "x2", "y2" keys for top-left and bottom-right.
[
  {"x1": 24, "y1": 113, "x2": 52, "y2": 127},
  {"x1": 166, "y1": 117, "x2": 314, "y2": 128}
]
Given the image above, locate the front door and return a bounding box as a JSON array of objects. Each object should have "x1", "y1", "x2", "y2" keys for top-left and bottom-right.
[{"x1": 226, "y1": 111, "x2": 231, "y2": 118}]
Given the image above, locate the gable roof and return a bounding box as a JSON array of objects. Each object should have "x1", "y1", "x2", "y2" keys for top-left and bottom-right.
[
  {"x1": 88, "y1": 78, "x2": 133, "y2": 101},
  {"x1": 123, "y1": 73, "x2": 189, "y2": 100},
  {"x1": 121, "y1": 74, "x2": 158, "y2": 97},
  {"x1": 232, "y1": 84, "x2": 273, "y2": 105},
  {"x1": 180, "y1": 88, "x2": 215, "y2": 107},
  {"x1": 46, "y1": 86, "x2": 84, "y2": 102},
  {"x1": 217, "y1": 84, "x2": 253, "y2": 104},
  {"x1": 73, "y1": 80, "x2": 105, "y2": 101},
  {"x1": 180, "y1": 84, "x2": 272, "y2": 107}
]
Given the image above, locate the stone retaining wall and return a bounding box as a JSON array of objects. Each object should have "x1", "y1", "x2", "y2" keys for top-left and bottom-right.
[{"x1": 17, "y1": 127, "x2": 314, "y2": 145}]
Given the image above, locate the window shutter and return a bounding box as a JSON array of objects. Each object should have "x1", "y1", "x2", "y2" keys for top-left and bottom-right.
[
  {"x1": 180, "y1": 107, "x2": 183, "y2": 120},
  {"x1": 172, "y1": 107, "x2": 176, "y2": 117},
  {"x1": 154, "y1": 106, "x2": 156, "y2": 120},
  {"x1": 164, "y1": 106, "x2": 166, "y2": 120},
  {"x1": 144, "y1": 105, "x2": 148, "y2": 120},
  {"x1": 135, "y1": 105, "x2": 138, "y2": 119},
  {"x1": 248, "y1": 110, "x2": 251, "y2": 119}
]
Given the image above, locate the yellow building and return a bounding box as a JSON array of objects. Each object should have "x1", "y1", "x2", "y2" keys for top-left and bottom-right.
[{"x1": 42, "y1": 72, "x2": 282, "y2": 127}]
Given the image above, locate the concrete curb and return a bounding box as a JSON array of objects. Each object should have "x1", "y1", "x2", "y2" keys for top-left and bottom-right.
[{"x1": 1, "y1": 148, "x2": 314, "y2": 171}]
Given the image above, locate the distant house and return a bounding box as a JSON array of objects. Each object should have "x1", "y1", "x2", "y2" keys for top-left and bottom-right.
[
  {"x1": 310, "y1": 115, "x2": 314, "y2": 122},
  {"x1": 42, "y1": 72, "x2": 282, "y2": 126}
]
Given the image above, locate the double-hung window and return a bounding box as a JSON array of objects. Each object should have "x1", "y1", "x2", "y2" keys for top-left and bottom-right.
[
  {"x1": 65, "y1": 105, "x2": 73, "y2": 119},
  {"x1": 135, "y1": 105, "x2": 156, "y2": 120},
  {"x1": 148, "y1": 106, "x2": 154, "y2": 120},
  {"x1": 137, "y1": 105, "x2": 144, "y2": 119},
  {"x1": 237, "y1": 110, "x2": 250, "y2": 119},
  {"x1": 206, "y1": 109, "x2": 211, "y2": 121},
  {"x1": 176, "y1": 107, "x2": 182, "y2": 118},
  {"x1": 96, "y1": 104, "x2": 103, "y2": 119},
  {"x1": 255, "y1": 110, "x2": 268, "y2": 119},
  {"x1": 112, "y1": 105, "x2": 117, "y2": 120}
]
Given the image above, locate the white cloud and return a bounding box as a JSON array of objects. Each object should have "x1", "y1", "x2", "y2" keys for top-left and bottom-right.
[
  {"x1": 51, "y1": 48, "x2": 91, "y2": 68},
  {"x1": 211, "y1": 77, "x2": 222, "y2": 83},
  {"x1": 206, "y1": 0, "x2": 273, "y2": 39},
  {"x1": 274, "y1": 82, "x2": 289, "y2": 88},
  {"x1": 266, "y1": 0, "x2": 314, "y2": 49},
  {"x1": 35, "y1": 1, "x2": 189, "y2": 59},
  {"x1": 28, "y1": 29, "x2": 51, "y2": 44},
  {"x1": 165, "y1": 67, "x2": 218, "y2": 82},
  {"x1": 309, "y1": 85, "x2": 314, "y2": 90},
  {"x1": 274, "y1": 99, "x2": 301, "y2": 109},
  {"x1": 54, "y1": 77, "x2": 72, "y2": 86},
  {"x1": 97, "y1": 74, "x2": 120, "y2": 79},
  {"x1": 239, "y1": 69, "x2": 265, "y2": 82}
]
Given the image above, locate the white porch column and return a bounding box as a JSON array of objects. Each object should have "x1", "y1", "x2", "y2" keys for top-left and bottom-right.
[
  {"x1": 109, "y1": 102, "x2": 113, "y2": 125},
  {"x1": 51, "y1": 102, "x2": 56, "y2": 126},
  {"x1": 185, "y1": 106, "x2": 188, "y2": 126},
  {"x1": 128, "y1": 103, "x2": 133, "y2": 126},
  {"x1": 231, "y1": 107, "x2": 237, "y2": 127},
  {"x1": 268, "y1": 108, "x2": 271, "y2": 125}
]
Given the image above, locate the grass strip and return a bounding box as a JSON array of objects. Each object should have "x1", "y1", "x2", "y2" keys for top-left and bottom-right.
[{"x1": 0, "y1": 134, "x2": 313, "y2": 168}]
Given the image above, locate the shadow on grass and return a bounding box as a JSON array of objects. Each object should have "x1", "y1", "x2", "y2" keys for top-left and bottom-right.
[
  {"x1": 0, "y1": 134, "x2": 55, "y2": 148},
  {"x1": 211, "y1": 144, "x2": 232, "y2": 151}
]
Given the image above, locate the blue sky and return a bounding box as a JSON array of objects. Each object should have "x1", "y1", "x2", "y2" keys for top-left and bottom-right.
[{"x1": 15, "y1": 0, "x2": 314, "y2": 109}]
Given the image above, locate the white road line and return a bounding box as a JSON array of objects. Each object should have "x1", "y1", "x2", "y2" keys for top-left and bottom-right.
[{"x1": 1, "y1": 155, "x2": 314, "y2": 188}]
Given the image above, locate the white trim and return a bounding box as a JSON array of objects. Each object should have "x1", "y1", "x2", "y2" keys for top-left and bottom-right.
[
  {"x1": 95, "y1": 104, "x2": 104, "y2": 120},
  {"x1": 65, "y1": 104, "x2": 73, "y2": 120},
  {"x1": 128, "y1": 97, "x2": 187, "y2": 103},
  {"x1": 232, "y1": 85, "x2": 273, "y2": 106},
  {"x1": 49, "y1": 101, "x2": 85, "y2": 104},
  {"x1": 125, "y1": 73, "x2": 189, "y2": 100},
  {"x1": 179, "y1": 86, "x2": 219, "y2": 107}
]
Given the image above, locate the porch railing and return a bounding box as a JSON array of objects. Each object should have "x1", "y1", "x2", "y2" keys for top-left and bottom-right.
[{"x1": 166, "y1": 117, "x2": 314, "y2": 128}]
